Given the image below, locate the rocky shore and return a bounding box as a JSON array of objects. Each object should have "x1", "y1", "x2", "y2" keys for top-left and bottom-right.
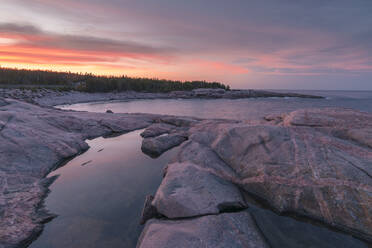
[
  {"x1": 0, "y1": 88, "x2": 323, "y2": 107},
  {"x1": 0, "y1": 93, "x2": 371, "y2": 248},
  {"x1": 137, "y1": 108, "x2": 372, "y2": 247}
]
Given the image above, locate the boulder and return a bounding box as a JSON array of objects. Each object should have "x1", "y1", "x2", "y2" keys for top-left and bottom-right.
[
  {"x1": 152, "y1": 162, "x2": 246, "y2": 218},
  {"x1": 141, "y1": 133, "x2": 187, "y2": 157},
  {"x1": 140, "y1": 123, "x2": 175, "y2": 138},
  {"x1": 175, "y1": 140, "x2": 239, "y2": 181},
  {"x1": 140, "y1": 195, "x2": 160, "y2": 225}
]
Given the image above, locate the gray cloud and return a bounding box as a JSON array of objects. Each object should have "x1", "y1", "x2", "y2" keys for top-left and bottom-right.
[
  {"x1": 0, "y1": 22, "x2": 42, "y2": 34},
  {"x1": 0, "y1": 22, "x2": 175, "y2": 58}
]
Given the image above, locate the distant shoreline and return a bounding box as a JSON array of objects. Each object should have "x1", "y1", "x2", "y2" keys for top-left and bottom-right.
[{"x1": 0, "y1": 88, "x2": 323, "y2": 107}]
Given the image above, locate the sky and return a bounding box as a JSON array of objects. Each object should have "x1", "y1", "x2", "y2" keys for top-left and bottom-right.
[{"x1": 0, "y1": 0, "x2": 372, "y2": 90}]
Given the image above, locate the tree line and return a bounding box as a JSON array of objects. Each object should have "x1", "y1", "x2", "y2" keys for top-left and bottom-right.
[{"x1": 0, "y1": 67, "x2": 230, "y2": 92}]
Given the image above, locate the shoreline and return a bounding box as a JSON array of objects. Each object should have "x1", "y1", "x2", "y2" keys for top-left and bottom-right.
[
  {"x1": 0, "y1": 88, "x2": 324, "y2": 107},
  {"x1": 0, "y1": 94, "x2": 371, "y2": 248}
]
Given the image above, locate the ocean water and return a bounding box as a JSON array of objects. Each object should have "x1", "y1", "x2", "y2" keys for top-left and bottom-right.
[
  {"x1": 30, "y1": 90, "x2": 371, "y2": 248},
  {"x1": 59, "y1": 90, "x2": 372, "y2": 120}
]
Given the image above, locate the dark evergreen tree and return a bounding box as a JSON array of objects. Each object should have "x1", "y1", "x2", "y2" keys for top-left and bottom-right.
[{"x1": 0, "y1": 67, "x2": 230, "y2": 92}]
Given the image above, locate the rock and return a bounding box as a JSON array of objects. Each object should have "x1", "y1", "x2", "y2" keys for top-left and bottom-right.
[
  {"x1": 168, "y1": 91, "x2": 193, "y2": 98},
  {"x1": 159, "y1": 116, "x2": 199, "y2": 127},
  {"x1": 0, "y1": 97, "x2": 8, "y2": 107},
  {"x1": 141, "y1": 133, "x2": 188, "y2": 157},
  {"x1": 187, "y1": 108, "x2": 372, "y2": 241},
  {"x1": 140, "y1": 123, "x2": 175, "y2": 138},
  {"x1": 137, "y1": 211, "x2": 269, "y2": 248},
  {"x1": 175, "y1": 139, "x2": 240, "y2": 180},
  {"x1": 220, "y1": 90, "x2": 324, "y2": 99},
  {"x1": 192, "y1": 88, "x2": 226, "y2": 98},
  {"x1": 152, "y1": 162, "x2": 246, "y2": 218},
  {"x1": 345, "y1": 128, "x2": 372, "y2": 148},
  {"x1": 140, "y1": 195, "x2": 160, "y2": 225},
  {"x1": 140, "y1": 108, "x2": 372, "y2": 244},
  {"x1": 106, "y1": 109, "x2": 114, "y2": 113}
]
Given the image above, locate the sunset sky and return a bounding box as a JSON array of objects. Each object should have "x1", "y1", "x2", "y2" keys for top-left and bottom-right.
[{"x1": 1, "y1": 0, "x2": 372, "y2": 89}]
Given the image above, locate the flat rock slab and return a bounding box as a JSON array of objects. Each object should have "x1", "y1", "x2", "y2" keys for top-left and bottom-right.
[
  {"x1": 152, "y1": 162, "x2": 246, "y2": 218},
  {"x1": 137, "y1": 211, "x2": 269, "y2": 248}
]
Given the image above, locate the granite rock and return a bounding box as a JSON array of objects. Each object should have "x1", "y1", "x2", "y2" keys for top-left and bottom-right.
[
  {"x1": 186, "y1": 108, "x2": 372, "y2": 241},
  {"x1": 152, "y1": 162, "x2": 247, "y2": 218},
  {"x1": 0, "y1": 99, "x2": 166, "y2": 247},
  {"x1": 141, "y1": 133, "x2": 188, "y2": 158},
  {"x1": 140, "y1": 123, "x2": 175, "y2": 138},
  {"x1": 137, "y1": 211, "x2": 269, "y2": 248}
]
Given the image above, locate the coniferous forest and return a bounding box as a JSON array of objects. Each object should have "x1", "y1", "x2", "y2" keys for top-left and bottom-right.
[{"x1": 0, "y1": 67, "x2": 230, "y2": 92}]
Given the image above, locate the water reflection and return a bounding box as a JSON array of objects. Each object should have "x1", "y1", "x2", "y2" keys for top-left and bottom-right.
[{"x1": 30, "y1": 130, "x2": 178, "y2": 248}]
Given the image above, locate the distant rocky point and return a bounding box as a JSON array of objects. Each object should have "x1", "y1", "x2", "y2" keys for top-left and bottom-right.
[{"x1": 0, "y1": 87, "x2": 323, "y2": 106}]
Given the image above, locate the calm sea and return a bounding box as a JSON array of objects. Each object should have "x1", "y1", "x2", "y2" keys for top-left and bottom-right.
[{"x1": 59, "y1": 90, "x2": 372, "y2": 120}]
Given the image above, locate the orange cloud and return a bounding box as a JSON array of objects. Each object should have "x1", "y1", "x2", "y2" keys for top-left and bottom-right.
[{"x1": 193, "y1": 59, "x2": 249, "y2": 74}]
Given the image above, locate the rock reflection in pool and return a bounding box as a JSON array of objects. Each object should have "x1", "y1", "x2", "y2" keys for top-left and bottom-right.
[{"x1": 29, "y1": 130, "x2": 178, "y2": 248}]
